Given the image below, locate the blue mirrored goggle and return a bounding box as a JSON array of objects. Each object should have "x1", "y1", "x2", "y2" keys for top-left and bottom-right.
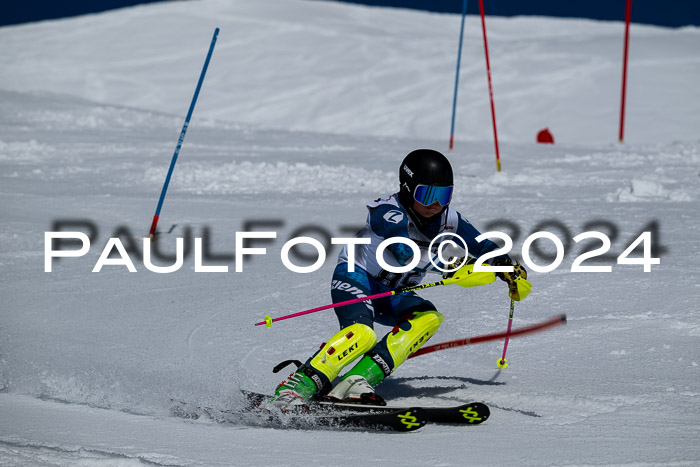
[{"x1": 413, "y1": 184, "x2": 454, "y2": 207}]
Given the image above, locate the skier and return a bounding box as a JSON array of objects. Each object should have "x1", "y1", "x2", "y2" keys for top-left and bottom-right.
[{"x1": 270, "y1": 149, "x2": 529, "y2": 409}]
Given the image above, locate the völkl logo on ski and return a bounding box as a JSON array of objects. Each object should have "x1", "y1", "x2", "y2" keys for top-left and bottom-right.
[
  {"x1": 459, "y1": 407, "x2": 483, "y2": 423},
  {"x1": 397, "y1": 411, "x2": 421, "y2": 429}
]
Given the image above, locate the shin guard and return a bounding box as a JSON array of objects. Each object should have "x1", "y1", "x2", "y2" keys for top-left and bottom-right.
[
  {"x1": 308, "y1": 323, "x2": 377, "y2": 383},
  {"x1": 385, "y1": 310, "x2": 444, "y2": 369}
]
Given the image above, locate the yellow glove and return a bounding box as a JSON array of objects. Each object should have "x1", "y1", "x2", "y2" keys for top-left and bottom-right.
[{"x1": 494, "y1": 258, "x2": 531, "y2": 301}]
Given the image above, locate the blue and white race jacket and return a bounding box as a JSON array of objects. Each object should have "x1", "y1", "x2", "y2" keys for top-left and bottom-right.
[{"x1": 337, "y1": 193, "x2": 502, "y2": 288}]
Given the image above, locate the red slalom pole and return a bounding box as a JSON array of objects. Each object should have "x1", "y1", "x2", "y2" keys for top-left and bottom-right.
[
  {"x1": 618, "y1": 0, "x2": 632, "y2": 143},
  {"x1": 408, "y1": 314, "x2": 566, "y2": 359},
  {"x1": 478, "y1": 0, "x2": 502, "y2": 172}
]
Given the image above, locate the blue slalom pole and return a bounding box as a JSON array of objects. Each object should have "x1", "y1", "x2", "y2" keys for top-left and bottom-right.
[
  {"x1": 449, "y1": 0, "x2": 468, "y2": 151},
  {"x1": 149, "y1": 28, "x2": 220, "y2": 239}
]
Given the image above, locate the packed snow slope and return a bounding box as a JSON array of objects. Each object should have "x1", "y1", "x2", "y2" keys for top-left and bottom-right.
[
  {"x1": 1, "y1": 0, "x2": 699, "y2": 466},
  {"x1": 1, "y1": 0, "x2": 699, "y2": 145}
]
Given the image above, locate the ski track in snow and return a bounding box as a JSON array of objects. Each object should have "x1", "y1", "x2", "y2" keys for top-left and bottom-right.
[{"x1": 1, "y1": 0, "x2": 700, "y2": 465}]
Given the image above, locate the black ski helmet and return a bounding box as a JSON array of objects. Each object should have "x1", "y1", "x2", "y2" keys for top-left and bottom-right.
[
  {"x1": 399, "y1": 149, "x2": 454, "y2": 206},
  {"x1": 398, "y1": 149, "x2": 454, "y2": 228}
]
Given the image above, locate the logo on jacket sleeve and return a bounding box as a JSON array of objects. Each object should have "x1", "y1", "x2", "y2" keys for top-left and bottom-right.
[{"x1": 383, "y1": 210, "x2": 404, "y2": 224}]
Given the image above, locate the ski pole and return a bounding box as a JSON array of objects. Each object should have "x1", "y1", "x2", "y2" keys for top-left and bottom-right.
[
  {"x1": 255, "y1": 264, "x2": 497, "y2": 327},
  {"x1": 408, "y1": 314, "x2": 566, "y2": 359},
  {"x1": 148, "y1": 28, "x2": 219, "y2": 240},
  {"x1": 496, "y1": 299, "x2": 515, "y2": 368}
]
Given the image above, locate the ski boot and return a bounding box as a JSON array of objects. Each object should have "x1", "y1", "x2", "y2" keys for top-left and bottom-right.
[
  {"x1": 325, "y1": 354, "x2": 388, "y2": 406},
  {"x1": 326, "y1": 374, "x2": 386, "y2": 406},
  {"x1": 269, "y1": 368, "x2": 318, "y2": 412}
]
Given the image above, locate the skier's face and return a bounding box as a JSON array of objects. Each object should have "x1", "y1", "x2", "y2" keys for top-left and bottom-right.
[{"x1": 413, "y1": 200, "x2": 443, "y2": 218}]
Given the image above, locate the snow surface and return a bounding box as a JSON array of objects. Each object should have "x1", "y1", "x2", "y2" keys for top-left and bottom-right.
[{"x1": 1, "y1": 0, "x2": 699, "y2": 465}]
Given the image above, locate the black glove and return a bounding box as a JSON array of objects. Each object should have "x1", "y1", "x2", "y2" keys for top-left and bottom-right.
[
  {"x1": 492, "y1": 256, "x2": 527, "y2": 285},
  {"x1": 441, "y1": 256, "x2": 475, "y2": 279}
]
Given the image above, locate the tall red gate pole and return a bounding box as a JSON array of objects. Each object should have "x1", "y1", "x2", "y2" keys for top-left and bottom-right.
[
  {"x1": 619, "y1": 0, "x2": 632, "y2": 143},
  {"x1": 478, "y1": 0, "x2": 501, "y2": 171}
]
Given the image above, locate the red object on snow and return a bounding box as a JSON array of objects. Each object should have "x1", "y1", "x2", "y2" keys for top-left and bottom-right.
[{"x1": 537, "y1": 128, "x2": 555, "y2": 144}]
